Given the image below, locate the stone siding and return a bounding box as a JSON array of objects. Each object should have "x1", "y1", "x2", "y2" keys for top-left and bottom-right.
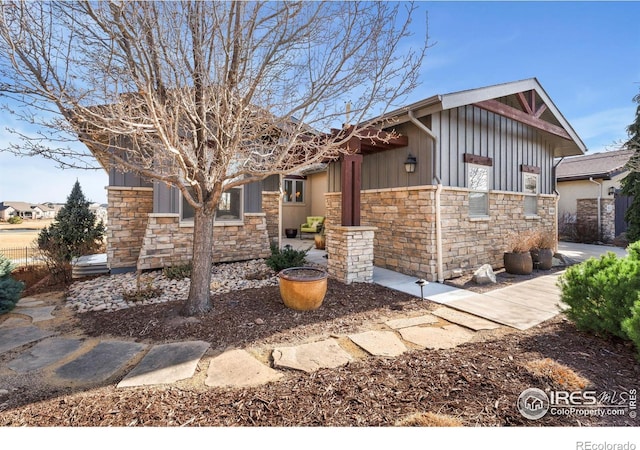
[
  {"x1": 106, "y1": 187, "x2": 153, "y2": 270},
  {"x1": 326, "y1": 226, "x2": 376, "y2": 284},
  {"x1": 576, "y1": 198, "x2": 615, "y2": 243},
  {"x1": 261, "y1": 191, "x2": 280, "y2": 244},
  {"x1": 136, "y1": 213, "x2": 271, "y2": 270},
  {"x1": 326, "y1": 186, "x2": 557, "y2": 281}
]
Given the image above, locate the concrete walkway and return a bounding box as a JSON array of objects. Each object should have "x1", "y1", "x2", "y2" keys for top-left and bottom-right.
[{"x1": 0, "y1": 241, "x2": 623, "y2": 392}]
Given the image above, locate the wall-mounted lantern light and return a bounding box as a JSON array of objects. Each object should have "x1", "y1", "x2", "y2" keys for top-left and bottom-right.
[
  {"x1": 608, "y1": 186, "x2": 616, "y2": 196},
  {"x1": 404, "y1": 154, "x2": 417, "y2": 173}
]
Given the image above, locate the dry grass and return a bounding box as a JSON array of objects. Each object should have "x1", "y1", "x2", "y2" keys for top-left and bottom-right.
[
  {"x1": 394, "y1": 412, "x2": 464, "y2": 427},
  {"x1": 0, "y1": 219, "x2": 52, "y2": 248},
  {"x1": 524, "y1": 358, "x2": 591, "y2": 390},
  {"x1": 0, "y1": 232, "x2": 40, "y2": 248}
]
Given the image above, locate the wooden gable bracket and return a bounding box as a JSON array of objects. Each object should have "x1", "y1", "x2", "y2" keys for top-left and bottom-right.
[{"x1": 473, "y1": 96, "x2": 570, "y2": 141}]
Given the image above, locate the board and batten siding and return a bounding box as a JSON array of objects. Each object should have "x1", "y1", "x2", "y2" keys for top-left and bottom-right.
[
  {"x1": 151, "y1": 180, "x2": 263, "y2": 215},
  {"x1": 328, "y1": 105, "x2": 555, "y2": 194}
]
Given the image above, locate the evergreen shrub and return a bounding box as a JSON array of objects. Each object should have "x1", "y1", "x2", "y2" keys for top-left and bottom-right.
[{"x1": 0, "y1": 255, "x2": 24, "y2": 315}]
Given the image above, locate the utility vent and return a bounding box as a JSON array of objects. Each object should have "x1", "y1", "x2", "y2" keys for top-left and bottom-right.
[{"x1": 72, "y1": 253, "x2": 109, "y2": 279}]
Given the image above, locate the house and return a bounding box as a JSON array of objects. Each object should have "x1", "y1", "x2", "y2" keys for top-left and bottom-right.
[
  {"x1": 556, "y1": 149, "x2": 634, "y2": 241},
  {"x1": 99, "y1": 77, "x2": 587, "y2": 281},
  {"x1": 0, "y1": 201, "x2": 45, "y2": 220},
  {"x1": 317, "y1": 78, "x2": 586, "y2": 282},
  {"x1": 0, "y1": 204, "x2": 16, "y2": 221}
]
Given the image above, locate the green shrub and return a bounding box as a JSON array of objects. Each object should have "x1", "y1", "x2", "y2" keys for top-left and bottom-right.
[
  {"x1": 559, "y1": 252, "x2": 640, "y2": 340},
  {"x1": 7, "y1": 216, "x2": 23, "y2": 225},
  {"x1": 622, "y1": 297, "x2": 640, "y2": 356},
  {"x1": 265, "y1": 243, "x2": 310, "y2": 272},
  {"x1": 163, "y1": 262, "x2": 192, "y2": 280},
  {"x1": 0, "y1": 255, "x2": 24, "y2": 315}
]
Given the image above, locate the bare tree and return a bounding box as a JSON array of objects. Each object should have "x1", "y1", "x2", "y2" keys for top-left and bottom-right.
[{"x1": 0, "y1": 1, "x2": 427, "y2": 315}]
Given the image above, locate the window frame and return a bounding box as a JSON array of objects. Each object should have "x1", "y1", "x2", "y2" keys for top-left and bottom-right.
[
  {"x1": 523, "y1": 172, "x2": 539, "y2": 216},
  {"x1": 466, "y1": 163, "x2": 491, "y2": 217},
  {"x1": 180, "y1": 186, "x2": 244, "y2": 223},
  {"x1": 283, "y1": 178, "x2": 306, "y2": 204}
]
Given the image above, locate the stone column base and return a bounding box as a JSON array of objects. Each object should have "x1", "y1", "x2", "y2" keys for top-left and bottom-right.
[{"x1": 327, "y1": 225, "x2": 377, "y2": 284}]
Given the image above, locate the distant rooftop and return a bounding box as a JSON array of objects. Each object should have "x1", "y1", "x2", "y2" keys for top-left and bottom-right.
[{"x1": 556, "y1": 149, "x2": 634, "y2": 181}]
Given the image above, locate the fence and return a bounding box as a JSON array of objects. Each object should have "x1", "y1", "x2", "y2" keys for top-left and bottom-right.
[{"x1": 0, "y1": 246, "x2": 45, "y2": 267}]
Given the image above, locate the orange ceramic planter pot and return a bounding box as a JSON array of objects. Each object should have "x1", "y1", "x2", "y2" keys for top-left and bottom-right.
[{"x1": 278, "y1": 267, "x2": 328, "y2": 311}]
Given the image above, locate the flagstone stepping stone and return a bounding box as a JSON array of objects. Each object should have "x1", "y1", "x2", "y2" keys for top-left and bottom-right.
[
  {"x1": 385, "y1": 314, "x2": 439, "y2": 330},
  {"x1": 12, "y1": 306, "x2": 56, "y2": 322},
  {"x1": 348, "y1": 330, "x2": 407, "y2": 357},
  {"x1": 0, "y1": 317, "x2": 31, "y2": 329},
  {"x1": 431, "y1": 307, "x2": 501, "y2": 331},
  {"x1": 118, "y1": 341, "x2": 210, "y2": 388},
  {"x1": 8, "y1": 337, "x2": 84, "y2": 373},
  {"x1": 55, "y1": 341, "x2": 147, "y2": 384},
  {"x1": 272, "y1": 338, "x2": 353, "y2": 373},
  {"x1": 398, "y1": 324, "x2": 475, "y2": 350},
  {"x1": 16, "y1": 298, "x2": 45, "y2": 307},
  {"x1": 205, "y1": 349, "x2": 283, "y2": 388},
  {"x1": 0, "y1": 326, "x2": 55, "y2": 354}
]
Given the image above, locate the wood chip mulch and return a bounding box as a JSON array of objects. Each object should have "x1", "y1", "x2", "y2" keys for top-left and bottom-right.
[{"x1": 0, "y1": 277, "x2": 638, "y2": 427}]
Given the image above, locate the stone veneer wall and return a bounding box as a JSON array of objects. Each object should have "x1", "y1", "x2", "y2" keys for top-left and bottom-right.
[
  {"x1": 136, "y1": 213, "x2": 271, "y2": 270},
  {"x1": 326, "y1": 226, "x2": 377, "y2": 284},
  {"x1": 261, "y1": 191, "x2": 280, "y2": 244},
  {"x1": 576, "y1": 198, "x2": 615, "y2": 243},
  {"x1": 326, "y1": 186, "x2": 557, "y2": 281},
  {"x1": 106, "y1": 187, "x2": 154, "y2": 270}
]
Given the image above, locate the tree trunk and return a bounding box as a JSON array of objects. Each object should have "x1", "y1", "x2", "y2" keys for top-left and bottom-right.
[{"x1": 181, "y1": 207, "x2": 215, "y2": 316}]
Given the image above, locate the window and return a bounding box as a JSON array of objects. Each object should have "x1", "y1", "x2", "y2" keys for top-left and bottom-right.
[
  {"x1": 181, "y1": 187, "x2": 243, "y2": 222},
  {"x1": 467, "y1": 164, "x2": 490, "y2": 216},
  {"x1": 523, "y1": 173, "x2": 539, "y2": 216},
  {"x1": 283, "y1": 178, "x2": 305, "y2": 203}
]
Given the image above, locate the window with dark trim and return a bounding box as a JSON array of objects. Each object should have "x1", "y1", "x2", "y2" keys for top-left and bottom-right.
[
  {"x1": 181, "y1": 186, "x2": 244, "y2": 222},
  {"x1": 283, "y1": 178, "x2": 305, "y2": 203}
]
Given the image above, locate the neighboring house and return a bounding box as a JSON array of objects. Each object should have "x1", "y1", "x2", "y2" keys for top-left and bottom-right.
[
  {"x1": 37, "y1": 203, "x2": 57, "y2": 219},
  {"x1": 318, "y1": 78, "x2": 586, "y2": 282},
  {"x1": 0, "y1": 201, "x2": 44, "y2": 219},
  {"x1": 0, "y1": 204, "x2": 16, "y2": 221},
  {"x1": 556, "y1": 149, "x2": 634, "y2": 241}
]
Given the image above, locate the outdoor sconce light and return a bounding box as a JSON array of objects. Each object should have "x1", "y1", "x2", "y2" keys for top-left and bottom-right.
[
  {"x1": 608, "y1": 187, "x2": 616, "y2": 196},
  {"x1": 404, "y1": 154, "x2": 417, "y2": 173}
]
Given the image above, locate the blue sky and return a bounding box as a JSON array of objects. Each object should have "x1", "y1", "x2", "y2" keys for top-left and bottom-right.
[{"x1": 1, "y1": 1, "x2": 639, "y2": 205}]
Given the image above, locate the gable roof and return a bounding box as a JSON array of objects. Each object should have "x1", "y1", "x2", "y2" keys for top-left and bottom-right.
[
  {"x1": 381, "y1": 78, "x2": 586, "y2": 158},
  {"x1": 556, "y1": 149, "x2": 634, "y2": 181},
  {"x1": 1, "y1": 201, "x2": 37, "y2": 212}
]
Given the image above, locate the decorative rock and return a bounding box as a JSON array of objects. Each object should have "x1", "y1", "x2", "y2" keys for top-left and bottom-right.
[
  {"x1": 254, "y1": 318, "x2": 264, "y2": 325},
  {"x1": 65, "y1": 259, "x2": 279, "y2": 313},
  {"x1": 472, "y1": 264, "x2": 496, "y2": 285}
]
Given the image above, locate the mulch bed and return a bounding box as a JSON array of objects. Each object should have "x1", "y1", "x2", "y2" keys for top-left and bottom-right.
[{"x1": 1, "y1": 274, "x2": 638, "y2": 427}]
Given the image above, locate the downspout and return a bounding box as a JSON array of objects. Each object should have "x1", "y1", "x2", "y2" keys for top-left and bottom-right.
[
  {"x1": 278, "y1": 174, "x2": 284, "y2": 249},
  {"x1": 589, "y1": 177, "x2": 602, "y2": 241},
  {"x1": 408, "y1": 110, "x2": 444, "y2": 283},
  {"x1": 553, "y1": 157, "x2": 564, "y2": 251}
]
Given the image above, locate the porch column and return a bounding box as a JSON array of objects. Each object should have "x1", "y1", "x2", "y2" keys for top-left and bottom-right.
[
  {"x1": 340, "y1": 152, "x2": 362, "y2": 226},
  {"x1": 327, "y1": 225, "x2": 377, "y2": 284}
]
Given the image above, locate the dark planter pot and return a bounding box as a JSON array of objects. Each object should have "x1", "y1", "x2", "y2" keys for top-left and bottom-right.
[
  {"x1": 530, "y1": 248, "x2": 553, "y2": 270},
  {"x1": 504, "y1": 252, "x2": 533, "y2": 275},
  {"x1": 284, "y1": 228, "x2": 297, "y2": 239}
]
